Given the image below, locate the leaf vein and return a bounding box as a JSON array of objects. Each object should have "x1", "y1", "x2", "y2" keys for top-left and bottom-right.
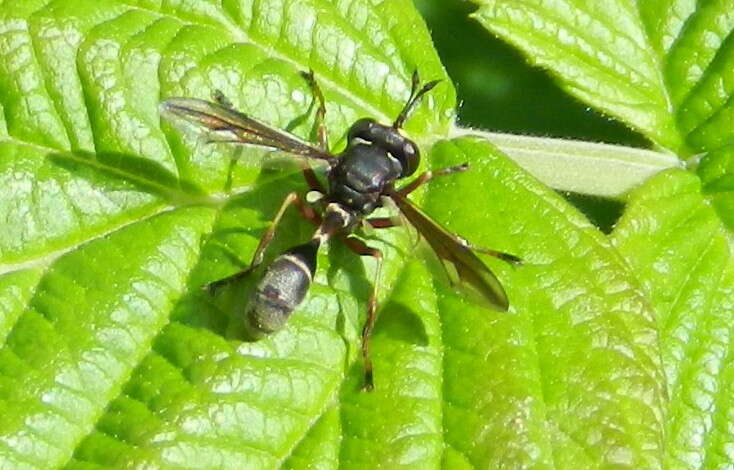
[{"x1": 117, "y1": 1, "x2": 392, "y2": 123}]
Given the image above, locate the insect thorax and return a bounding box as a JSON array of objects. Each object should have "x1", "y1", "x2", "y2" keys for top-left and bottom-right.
[{"x1": 329, "y1": 143, "x2": 403, "y2": 214}]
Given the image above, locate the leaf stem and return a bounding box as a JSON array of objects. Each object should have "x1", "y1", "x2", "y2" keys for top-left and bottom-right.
[{"x1": 452, "y1": 127, "x2": 683, "y2": 198}]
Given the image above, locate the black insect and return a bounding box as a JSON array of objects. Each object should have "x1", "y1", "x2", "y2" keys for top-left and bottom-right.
[{"x1": 161, "y1": 71, "x2": 519, "y2": 390}]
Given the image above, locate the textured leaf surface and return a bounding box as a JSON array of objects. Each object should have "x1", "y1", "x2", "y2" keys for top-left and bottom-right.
[
  {"x1": 471, "y1": 0, "x2": 734, "y2": 156},
  {"x1": 696, "y1": 144, "x2": 734, "y2": 231},
  {"x1": 0, "y1": 0, "x2": 455, "y2": 262},
  {"x1": 0, "y1": 0, "x2": 685, "y2": 469},
  {"x1": 0, "y1": 0, "x2": 452, "y2": 468},
  {"x1": 424, "y1": 138, "x2": 665, "y2": 469},
  {"x1": 612, "y1": 170, "x2": 734, "y2": 469}
]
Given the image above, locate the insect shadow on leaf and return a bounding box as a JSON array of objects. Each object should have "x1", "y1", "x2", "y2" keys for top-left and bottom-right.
[
  {"x1": 49, "y1": 150, "x2": 207, "y2": 203},
  {"x1": 193, "y1": 172, "x2": 316, "y2": 338},
  {"x1": 324, "y1": 238, "x2": 372, "y2": 345},
  {"x1": 373, "y1": 300, "x2": 429, "y2": 346}
]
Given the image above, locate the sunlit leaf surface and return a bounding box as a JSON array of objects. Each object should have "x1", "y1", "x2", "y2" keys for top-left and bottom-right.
[
  {"x1": 1, "y1": 0, "x2": 731, "y2": 468},
  {"x1": 613, "y1": 170, "x2": 734, "y2": 469},
  {"x1": 472, "y1": 0, "x2": 734, "y2": 157}
]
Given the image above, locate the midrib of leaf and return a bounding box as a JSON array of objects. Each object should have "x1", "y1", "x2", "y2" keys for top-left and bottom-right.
[
  {"x1": 52, "y1": 152, "x2": 216, "y2": 206},
  {"x1": 0, "y1": 208, "x2": 164, "y2": 277},
  {"x1": 454, "y1": 128, "x2": 682, "y2": 198},
  {"x1": 0, "y1": 136, "x2": 239, "y2": 272}
]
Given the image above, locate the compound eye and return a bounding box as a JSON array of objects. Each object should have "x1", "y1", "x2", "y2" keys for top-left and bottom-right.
[
  {"x1": 399, "y1": 140, "x2": 420, "y2": 177},
  {"x1": 347, "y1": 118, "x2": 377, "y2": 144}
]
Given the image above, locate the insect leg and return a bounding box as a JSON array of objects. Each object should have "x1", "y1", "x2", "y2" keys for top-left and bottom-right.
[
  {"x1": 299, "y1": 70, "x2": 329, "y2": 192},
  {"x1": 396, "y1": 162, "x2": 469, "y2": 196},
  {"x1": 301, "y1": 166, "x2": 324, "y2": 193},
  {"x1": 366, "y1": 217, "x2": 398, "y2": 229},
  {"x1": 343, "y1": 237, "x2": 383, "y2": 391},
  {"x1": 206, "y1": 192, "x2": 319, "y2": 292},
  {"x1": 302, "y1": 69, "x2": 329, "y2": 152}
]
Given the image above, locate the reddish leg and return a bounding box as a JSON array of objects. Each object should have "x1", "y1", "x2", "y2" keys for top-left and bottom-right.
[
  {"x1": 301, "y1": 167, "x2": 324, "y2": 193},
  {"x1": 206, "y1": 192, "x2": 320, "y2": 292},
  {"x1": 366, "y1": 217, "x2": 398, "y2": 229},
  {"x1": 342, "y1": 237, "x2": 383, "y2": 391},
  {"x1": 397, "y1": 163, "x2": 469, "y2": 196}
]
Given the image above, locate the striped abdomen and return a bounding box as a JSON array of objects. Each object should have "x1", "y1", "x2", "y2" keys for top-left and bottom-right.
[{"x1": 245, "y1": 240, "x2": 319, "y2": 338}]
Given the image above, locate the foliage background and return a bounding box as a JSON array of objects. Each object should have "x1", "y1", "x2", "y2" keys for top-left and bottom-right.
[
  {"x1": 419, "y1": 0, "x2": 643, "y2": 145},
  {"x1": 417, "y1": 0, "x2": 637, "y2": 231}
]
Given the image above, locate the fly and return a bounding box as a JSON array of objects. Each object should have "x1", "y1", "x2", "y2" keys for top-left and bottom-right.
[{"x1": 161, "y1": 71, "x2": 520, "y2": 391}]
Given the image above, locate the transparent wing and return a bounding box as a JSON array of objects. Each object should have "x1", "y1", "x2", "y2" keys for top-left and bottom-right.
[
  {"x1": 389, "y1": 192, "x2": 510, "y2": 311},
  {"x1": 161, "y1": 97, "x2": 333, "y2": 162}
]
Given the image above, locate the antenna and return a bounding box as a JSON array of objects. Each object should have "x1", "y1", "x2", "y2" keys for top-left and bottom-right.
[{"x1": 392, "y1": 70, "x2": 441, "y2": 129}]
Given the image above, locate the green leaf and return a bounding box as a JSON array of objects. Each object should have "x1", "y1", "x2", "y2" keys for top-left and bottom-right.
[
  {"x1": 423, "y1": 138, "x2": 665, "y2": 468},
  {"x1": 611, "y1": 169, "x2": 734, "y2": 469},
  {"x1": 0, "y1": 0, "x2": 453, "y2": 260},
  {"x1": 471, "y1": 0, "x2": 734, "y2": 156},
  {"x1": 695, "y1": 144, "x2": 734, "y2": 231},
  {"x1": 0, "y1": 207, "x2": 217, "y2": 468},
  {"x1": 0, "y1": 1, "x2": 676, "y2": 469},
  {"x1": 0, "y1": 0, "x2": 452, "y2": 467}
]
